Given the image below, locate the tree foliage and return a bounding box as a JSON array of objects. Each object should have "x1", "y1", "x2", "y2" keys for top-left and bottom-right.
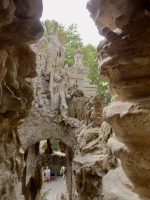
[
  {"x1": 50, "y1": 139, "x2": 58, "y2": 151},
  {"x1": 82, "y1": 44, "x2": 111, "y2": 102},
  {"x1": 41, "y1": 19, "x2": 111, "y2": 103}
]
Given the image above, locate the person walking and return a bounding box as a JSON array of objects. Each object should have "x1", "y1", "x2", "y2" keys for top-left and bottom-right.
[{"x1": 44, "y1": 166, "x2": 51, "y2": 182}]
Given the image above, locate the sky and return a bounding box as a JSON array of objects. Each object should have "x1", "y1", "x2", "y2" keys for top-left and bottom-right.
[{"x1": 40, "y1": 0, "x2": 104, "y2": 46}]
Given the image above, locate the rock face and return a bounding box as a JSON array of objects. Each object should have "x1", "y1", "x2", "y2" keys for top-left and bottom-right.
[
  {"x1": 72, "y1": 94, "x2": 117, "y2": 200},
  {"x1": 0, "y1": 1, "x2": 116, "y2": 199},
  {"x1": 0, "y1": 0, "x2": 43, "y2": 199},
  {"x1": 87, "y1": 0, "x2": 150, "y2": 199},
  {"x1": 18, "y1": 26, "x2": 117, "y2": 200},
  {"x1": 18, "y1": 32, "x2": 81, "y2": 200}
]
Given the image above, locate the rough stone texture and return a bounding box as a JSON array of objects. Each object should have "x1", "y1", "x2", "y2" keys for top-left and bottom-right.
[
  {"x1": 18, "y1": 30, "x2": 117, "y2": 200},
  {"x1": 87, "y1": 0, "x2": 150, "y2": 199},
  {"x1": 0, "y1": 1, "x2": 123, "y2": 199},
  {"x1": 72, "y1": 95, "x2": 117, "y2": 200},
  {"x1": 0, "y1": 0, "x2": 43, "y2": 199},
  {"x1": 86, "y1": 0, "x2": 150, "y2": 34},
  {"x1": 18, "y1": 35, "x2": 83, "y2": 200},
  {"x1": 45, "y1": 21, "x2": 66, "y2": 102}
]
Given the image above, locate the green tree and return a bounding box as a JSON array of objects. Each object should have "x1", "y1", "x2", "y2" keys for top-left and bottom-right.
[
  {"x1": 63, "y1": 23, "x2": 83, "y2": 66},
  {"x1": 82, "y1": 44, "x2": 111, "y2": 103},
  {"x1": 50, "y1": 139, "x2": 58, "y2": 151}
]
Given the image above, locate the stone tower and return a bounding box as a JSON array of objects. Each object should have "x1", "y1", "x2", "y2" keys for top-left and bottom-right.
[{"x1": 69, "y1": 48, "x2": 98, "y2": 97}]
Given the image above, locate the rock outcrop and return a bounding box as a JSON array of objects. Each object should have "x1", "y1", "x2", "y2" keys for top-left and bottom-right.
[
  {"x1": 0, "y1": 0, "x2": 43, "y2": 199},
  {"x1": 18, "y1": 33, "x2": 82, "y2": 199},
  {"x1": 0, "y1": 1, "x2": 116, "y2": 199},
  {"x1": 18, "y1": 26, "x2": 117, "y2": 200},
  {"x1": 87, "y1": 0, "x2": 150, "y2": 199},
  {"x1": 72, "y1": 94, "x2": 117, "y2": 200}
]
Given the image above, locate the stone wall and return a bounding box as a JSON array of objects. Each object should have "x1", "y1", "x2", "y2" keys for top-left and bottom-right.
[
  {"x1": 0, "y1": 0, "x2": 140, "y2": 199},
  {"x1": 18, "y1": 28, "x2": 117, "y2": 199},
  {"x1": 0, "y1": 0, "x2": 43, "y2": 199},
  {"x1": 87, "y1": 0, "x2": 150, "y2": 199},
  {"x1": 18, "y1": 35, "x2": 83, "y2": 199},
  {"x1": 72, "y1": 94, "x2": 117, "y2": 200}
]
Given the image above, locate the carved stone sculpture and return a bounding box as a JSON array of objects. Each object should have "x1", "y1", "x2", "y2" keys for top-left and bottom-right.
[
  {"x1": 45, "y1": 22, "x2": 66, "y2": 102},
  {"x1": 69, "y1": 48, "x2": 98, "y2": 97}
]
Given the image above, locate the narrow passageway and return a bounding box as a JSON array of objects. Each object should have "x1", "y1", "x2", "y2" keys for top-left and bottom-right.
[{"x1": 42, "y1": 176, "x2": 65, "y2": 200}]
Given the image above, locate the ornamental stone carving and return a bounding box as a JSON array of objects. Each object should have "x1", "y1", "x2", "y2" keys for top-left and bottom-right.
[{"x1": 69, "y1": 48, "x2": 98, "y2": 97}]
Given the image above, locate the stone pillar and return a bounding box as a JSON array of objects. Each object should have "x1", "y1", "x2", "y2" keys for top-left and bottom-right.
[
  {"x1": 87, "y1": 0, "x2": 150, "y2": 199},
  {"x1": 25, "y1": 144, "x2": 42, "y2": 200}
]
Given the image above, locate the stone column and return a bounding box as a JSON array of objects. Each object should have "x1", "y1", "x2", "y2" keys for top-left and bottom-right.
[{"x1": 87, "y1": 0, "x2": 150, "y2": 199}]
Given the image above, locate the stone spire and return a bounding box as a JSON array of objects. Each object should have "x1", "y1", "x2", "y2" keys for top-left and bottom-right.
[
  {"x1": 74, "y1": 48, "x2": 83, "y2": 67},
  {"x1": 68, "y1": 48, "x2": 97, "y2": 96}
]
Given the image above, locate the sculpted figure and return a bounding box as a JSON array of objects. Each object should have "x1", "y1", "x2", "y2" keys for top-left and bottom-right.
[
  {"x1": 45, "y1": 21, "x2": 66, "y2": 102},
  {"x1": 30, "y1": 36, "x2": 48, "y2": 108},
  {"x1": 45, "y1": 22, "x2": 60, "y2": 101},
  {"x1": 74, "y1": 48, "x2": 83, "y2": 67},
  {"x1": 58, "y1": 45, "x2": 66, "y2": 67},
  {"x1": 45, "y1": 21, "x2": 60, "y2": 73}
]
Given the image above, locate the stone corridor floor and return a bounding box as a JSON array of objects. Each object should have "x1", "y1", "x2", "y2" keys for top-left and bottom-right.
[{"x1": 42, "y1": 176, "x2": 65, "y2": 200}]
